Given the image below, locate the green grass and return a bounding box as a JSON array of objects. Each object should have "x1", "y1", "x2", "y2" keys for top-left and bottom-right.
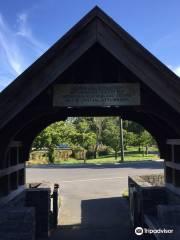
[
  {"x1": 27, "y1": 146, "x2": 159, "y2": 165},
  {"x1": 54, "y1": 154, "x2": 158, "y2": 165}
]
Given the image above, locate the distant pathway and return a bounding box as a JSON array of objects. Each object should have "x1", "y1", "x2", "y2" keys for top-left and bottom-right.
[{"x1": 27, "y1": 161, "x2": 163, "y2": 240}]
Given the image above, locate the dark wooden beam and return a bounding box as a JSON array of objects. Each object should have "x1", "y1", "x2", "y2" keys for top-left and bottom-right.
[
  {"x1": 0, "y1": 163, "x2": 25, "y2": 178},
  {"x1": 0, "y1": 185, "x2": 25, "y2": 207}
]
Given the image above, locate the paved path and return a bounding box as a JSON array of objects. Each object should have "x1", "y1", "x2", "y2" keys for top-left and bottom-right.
[{"x1": 27, "y1": 161, "x2": 163, "y2": 239}]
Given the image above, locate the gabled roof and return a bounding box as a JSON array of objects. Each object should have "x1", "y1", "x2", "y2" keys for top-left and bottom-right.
[{"x1": 0, "y1": 6, "x2": 180, "y2": 129}]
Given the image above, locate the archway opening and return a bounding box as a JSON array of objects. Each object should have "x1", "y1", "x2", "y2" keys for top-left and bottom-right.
[
  {"x1": 26, "y1": 117, "x2": 163, "y2": 238},
  {"x1": 28, "y1": 117, "x2": 160, "y2": 166}
]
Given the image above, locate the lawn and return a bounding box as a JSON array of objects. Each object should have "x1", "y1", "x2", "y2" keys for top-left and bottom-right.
[{"x1": 27, "y1": 146, "x2": 159, "y2": 165}]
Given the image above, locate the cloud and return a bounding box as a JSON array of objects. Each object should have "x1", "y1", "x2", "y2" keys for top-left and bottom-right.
[
  {"x1": 0, "y1": 12, "x2": 47, "y2": 89},
  {"x1": 16, "y1": 13, "x2": 47, "y2": 54},
  {"x1": 0, "y1": 14, "x2": 24, "y2": 75},
  {"x1": 168, "y1": 65, "x2": 180, "y2": 77},
  {"x1": 174, "y1": 66, "x2": 180, "y2": 77},
  {"x1": 0, "y1": 84, "x2": 4, "y2": 91}
]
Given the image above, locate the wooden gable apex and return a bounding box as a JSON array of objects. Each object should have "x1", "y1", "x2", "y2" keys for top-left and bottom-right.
[{"x1": 0, "y1": 6, "x2": 180, "y2": 129}]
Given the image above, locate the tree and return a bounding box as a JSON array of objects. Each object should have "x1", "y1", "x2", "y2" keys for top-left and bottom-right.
[
  {"x1": 70, "y1": 117, "x2": 97, "y2": 162},
  {"x1": 102, "y1": 117, "x2": 120, "y2": 160},
  {"x1": 124, "y1": 131, "x2": 136, "y2": 149},
  {"x1": 32, "y1": 121, "x2": 78, "y2": 163},
  {"x1": 124, "y1": 121, "x2": 144, "y2": 152},
  {"x1": 32, "y1": 117, "x2": 157, "y2": 163},
  {"x1": 89, "y1": 117, "x2": 105, "y2": 158},
  {"x1": 139, "y1": 130, "x2": 155, "y2": 155}
]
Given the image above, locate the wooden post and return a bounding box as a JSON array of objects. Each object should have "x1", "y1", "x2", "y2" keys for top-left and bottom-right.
[
  {"x1": 119, "y1": 117, "x2": 124, "y2": 162},
  {"x1": 53, "y1": 183, "x2": 59, "y2": 229}
]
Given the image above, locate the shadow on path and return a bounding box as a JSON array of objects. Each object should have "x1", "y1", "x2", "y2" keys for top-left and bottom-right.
[{"x1": 49, "y1": 197, "x2": 154, "y2": 240}]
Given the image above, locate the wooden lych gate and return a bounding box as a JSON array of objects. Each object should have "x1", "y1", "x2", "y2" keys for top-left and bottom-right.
[{"x1": 0, "y1": 7, "x2": 180, "y2": 209}]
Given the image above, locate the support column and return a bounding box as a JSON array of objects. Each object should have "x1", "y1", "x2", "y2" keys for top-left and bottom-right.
[
  {"x1": 165, "y1": 139, "x2": 180, "y2": 195},
  {"x1": 119, "y1": 116, "x2": 124, "y2": 162},
  {"x1": 0, "y1": 141, "x2": 25, "y2": 206}
]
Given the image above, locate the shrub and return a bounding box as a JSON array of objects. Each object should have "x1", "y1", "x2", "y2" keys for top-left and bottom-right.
[
  {"x1": 98, "y1": 145, "x2": 111, "y2": 156},
  {"x1": 55, "y1": 149, "x2": 72, "y2": 161}
]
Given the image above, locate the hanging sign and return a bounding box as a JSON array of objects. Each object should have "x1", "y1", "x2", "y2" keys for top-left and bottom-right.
[{"x1": 53, "y1": 83, "x2": 140, "y2": 107}]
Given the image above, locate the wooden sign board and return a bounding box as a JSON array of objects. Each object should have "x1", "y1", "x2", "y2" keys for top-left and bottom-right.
[{"x1": 53, "y1": 83, "x2": 140, "y2": 107}]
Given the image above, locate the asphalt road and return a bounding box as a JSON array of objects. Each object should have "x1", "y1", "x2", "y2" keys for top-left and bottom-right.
[{"x1": 26, "y1": 161, "x2": 163, "y2": 240}]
